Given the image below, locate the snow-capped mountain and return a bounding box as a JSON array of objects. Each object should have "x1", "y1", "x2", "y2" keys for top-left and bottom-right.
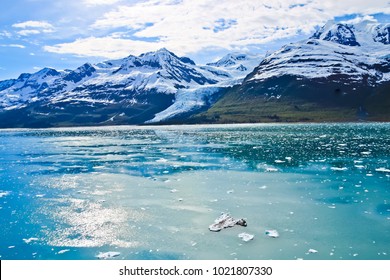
[
  {"x1": 148, "y1": 52, "x2": 261, "y2": 123},
  {"x1": 0, "y1": 48, "x2": 260, "y2": 127},
  {"x1": 197, "y1": 19, "x2": 390, "y2": 123},
  {"x1": 247, "y1": 20, "x2": 390, "y2": 84}
]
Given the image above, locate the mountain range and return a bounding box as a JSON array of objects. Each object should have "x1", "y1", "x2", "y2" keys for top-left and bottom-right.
[
  {"x1": 0, "y1": 19, "x2": 389, "y2": 128},
  {"x1": 192, "y1": 20, "x2": 390, "y2": 123}
]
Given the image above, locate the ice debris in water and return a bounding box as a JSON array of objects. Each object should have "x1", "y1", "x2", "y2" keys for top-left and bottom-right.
[
  {"x1": 307, "y1": 249, "x2": 318, "y2": 254},
  {"x1": 265, "y1": 167, "x2": 279, "y2": 172},
  {"x1": 238, "y1": 233, "x2": 254, "y2": 242},
  {"x1": 375, "y1": 167, "x2": 390, "y2": 173},
  {"x1": 209, "y1": 213, "x2": 247, "y2": 232},
  {"x1": 23, "y1": 237, "x2": 39, "y2": 244},
  {"x1": 330, "y1": 167, "x2": 348, "y2": 171},
  {"x1": 265, "y1": 229, "x2": 279, "y2": 238},
  {"x1": 0, "y1": 191, "x2": 10, "y2": 198},
  {"x1": 96, "y1": 251, "x2": 121, "y2": 259},
  {"x1": 57, "y1": 249, "x2": 70, "y2": 254}
]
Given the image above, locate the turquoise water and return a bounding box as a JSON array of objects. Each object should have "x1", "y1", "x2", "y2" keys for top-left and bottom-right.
[{"x1": 0, "y1": 123, "x2": 389, "y2": 260}]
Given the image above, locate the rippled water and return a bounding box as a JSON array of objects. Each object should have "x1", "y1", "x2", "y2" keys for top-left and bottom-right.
[{"x1": 0, "y1": 123, "x2": 389, "y2": 260}]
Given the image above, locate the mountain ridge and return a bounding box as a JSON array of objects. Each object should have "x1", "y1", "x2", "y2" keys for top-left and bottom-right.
[
  {"x1": 190, "y1": 19, "x2": 390, "y2": 124},
  {"x1": 0, "y1": 48, "x2": 261, "y2": 127},
  {"x1": 0, "y1": 19, "x2": 389, "y2": 128}
]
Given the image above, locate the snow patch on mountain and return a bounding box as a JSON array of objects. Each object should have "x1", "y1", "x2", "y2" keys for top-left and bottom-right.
[{"x1": 146, "y1": 87, "x2": 221, "y2": 123}]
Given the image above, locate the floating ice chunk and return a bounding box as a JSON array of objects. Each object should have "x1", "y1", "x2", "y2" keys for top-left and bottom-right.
[
  {"x1": 96, "y1": 251, "x2": 121, "y2": 259},
  {"x1": 35, "y1": 194, "x2": 45, "y2": 198},
  {"x1": 265, "y1": 167, "x2": 279, "y2": 172},
  {"x1": 375, "y1": 167, "x2": 390, "y2": 173},
  {"x1": 209, "y1": 213, "x2": 247, "y2": 232},
  {"x1": 308, "y1": 249, "x2": 318, "y2": 254},
  {"x1": 238, "y1": 232, "x2": 254, "y2": 242},
  {"x1": 330, "y1": 167, "x2": 348, "y2": 171},
  {"x1": 170, "y1": 189, "x2": 178, "y2": 193},
  {"x1": 57, "y1": 249, "x2": 70, "y2": 254},
  {"x1": 274, "y1": 160, "x2": 285, "y2": 164},
  {"x1": 285, "y1": 157, "x2": 292, "y2": 161},
  {"x1": 354, "y1": 165, "x2": 366, "y2": 169},
  {"x1": 0, "y1": 191, "x2": 10, "y2": 198},
  {"x1": 265, "y1": 229, "x2": 279, "y2": 238},
  {"x1": 23, "y1": 237, "x2": 39, "y2": 244},
  {"x1": 259, "y1": 185, "x2": 267, "y2": 189}
]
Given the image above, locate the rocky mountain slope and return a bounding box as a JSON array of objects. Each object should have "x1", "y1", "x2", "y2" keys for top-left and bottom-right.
[
  {"x1": 194, "y1": 20, "x2": 390, "y2": 123},
  {"x1": 0, "y1": 49, "x2": 260, "y2": 127}
]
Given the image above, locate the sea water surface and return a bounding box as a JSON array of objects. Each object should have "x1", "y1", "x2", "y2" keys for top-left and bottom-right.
[{"x1": 0, "y1": 123, "x2": 389, "y2": 260}]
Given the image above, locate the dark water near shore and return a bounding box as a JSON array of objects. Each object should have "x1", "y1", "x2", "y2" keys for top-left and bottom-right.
[{"x1": 0, "y1": 123, "x2": 389, "y2": 259}]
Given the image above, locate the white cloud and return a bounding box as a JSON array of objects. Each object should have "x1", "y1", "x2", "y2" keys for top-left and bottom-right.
[
  {"x1": 12, "y1": 20, "x2": 54, "y2": 36},
  {"x1": 0, "y1": 44, "x2": 26, "y2": 49},
  {"x1": 83, "y1": 0, "x2": 122, "y2": 6},
  {"x1": 44, "y1": 36, "x2": 165, "y2": 59},
  {"x1": 17, "y1": 30, "x2": 42, "y2": 36},
  {"x1": 45, "y1": 0, "x2": 390, "y2": 58},
  {"x1": 0, "y1": 31, "x2": 12, "y2": 38},
  {"x1": 12, "y1": 21, "x2": 54, "y2": 29}
]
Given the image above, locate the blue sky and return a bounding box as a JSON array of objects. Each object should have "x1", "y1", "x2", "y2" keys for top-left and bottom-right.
[{"x1": 0, "y1": 0, "x2": 389, "y2": 80}]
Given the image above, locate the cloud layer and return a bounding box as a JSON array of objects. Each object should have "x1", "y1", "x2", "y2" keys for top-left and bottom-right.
[
  {"x1": 12, "y1": 20, "x2": 55, "y2": 36},
  {"x1": 15, "y1": 1, "x2": 390, "y2": 59}
]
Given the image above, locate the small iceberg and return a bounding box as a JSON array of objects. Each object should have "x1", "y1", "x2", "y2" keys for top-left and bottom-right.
[
  {"x1": 57, "y1": 249, "x2": 70, "y2": 255},
  {"x1": 265, "y1": 229, "x2": 279, "y2": 238},
  {"x1": 330, "y1": 167, "x2": 348, "y2": 171},
  {"x1": 23, "y1": 237, "x2": 39, "y2": 244},
  {"x1": 0, "y1": 191, "x2": 10, "y2": 198},
  {"x1": 209, "y1": 213, "x2": 247, "y2": 232},
  {"x1": 238, "y1": 232, "x2": 254, "y2": 242},
  {"x1": 375, "y1": 167, "x2": 390, "y2": 173},
  {"x1": 265, "y1": 167, "x2": 279, "y2": 172},
  {"x1": 307, "y1": 249, "x2": 318, "y2": 254},
  {"x1": 96, "y1": 251, "x2": 121, "y2": 259}
]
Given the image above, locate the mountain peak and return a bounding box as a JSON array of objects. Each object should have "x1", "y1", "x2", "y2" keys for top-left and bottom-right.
[
  {"x1": 311, "y1": 22, "x2": 360, "y2": 46},
  {"x1": 207, "y1": 53, "x2": 252, "y2": 67},
  {"x1": 311, "y1": 20, "x2": 390, "y2": 47}
]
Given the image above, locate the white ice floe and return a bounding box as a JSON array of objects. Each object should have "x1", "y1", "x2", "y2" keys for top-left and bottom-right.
[
  {"x1": 265, "y1": 167, "x2": 279, "y2": 172},
  {"x1": 23, "y1": 237, "x2": 39, "y2": 244},
  {"x1": 265, "y1": 229, "x2": 279, "y2": 238},
  {"x1": 354, "y1": 165, "x2": 366, "y2": 169},
  {"x1": 209, "y1": 213, "x2": 247, "y2": 232},
  {"x1": 330, "y1": 167, "x2": 348, "y2": 171},
  {"x1": 238, "y1": 232, "x2": 254, "y2": 242},
  {"x1": 57, "y1": 249, "x2": 70, "y2": 254},
  {"x1": 375, "y1": 167, "x2": 390, "y2": 173},
  {"x1": 96, "y1": 251, "x2": 121, "y2": 259},
  {"x1": 0, "y1": 191, "x2": 10, "y2": 198},
  {"x1": 307, "y1": 249, "x2": 318, "y2": 254}
]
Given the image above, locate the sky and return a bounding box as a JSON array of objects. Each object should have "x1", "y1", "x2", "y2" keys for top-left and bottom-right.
[{"x1": 0, "y1": 0, "x2": 389, "y2": 80}]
